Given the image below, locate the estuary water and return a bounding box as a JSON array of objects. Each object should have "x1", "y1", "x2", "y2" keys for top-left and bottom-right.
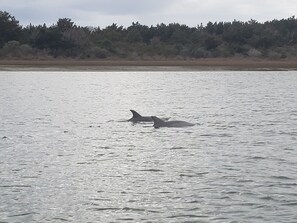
[{"x1": 0, "y1": 71, "x2": 297, "y2": 222}]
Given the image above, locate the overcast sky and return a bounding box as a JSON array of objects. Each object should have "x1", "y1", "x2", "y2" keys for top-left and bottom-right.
[{"x1": 1, "y1": 0, "x2": 297, "y2": 28}]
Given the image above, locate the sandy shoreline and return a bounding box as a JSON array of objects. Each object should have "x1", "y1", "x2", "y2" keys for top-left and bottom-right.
[{"x1": 1, "y1": 58, "x2": 297, "y2": 71}]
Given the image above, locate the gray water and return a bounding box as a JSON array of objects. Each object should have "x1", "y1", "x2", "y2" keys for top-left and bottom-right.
[{"x1": 0, "y1": 71, "x2": 297, "y2": 223}]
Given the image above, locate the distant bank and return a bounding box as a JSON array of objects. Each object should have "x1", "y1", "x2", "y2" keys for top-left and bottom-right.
[{"x1": 0, "y1": 58, "x2": 297, "y2": 71}]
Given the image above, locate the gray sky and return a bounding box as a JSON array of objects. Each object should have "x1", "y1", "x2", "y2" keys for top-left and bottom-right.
[{"x1": 1, "y1": 0, "x2": 297, "y2": 28}]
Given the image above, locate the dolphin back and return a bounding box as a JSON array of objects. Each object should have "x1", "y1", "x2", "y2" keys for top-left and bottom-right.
[{"x1": 152, "y1": 116, "x2": 194, "y2": 128}]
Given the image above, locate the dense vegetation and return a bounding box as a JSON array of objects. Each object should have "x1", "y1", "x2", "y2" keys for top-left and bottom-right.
[{"x1": 1, "y1": 10, "x2": 297, "y2": 59}]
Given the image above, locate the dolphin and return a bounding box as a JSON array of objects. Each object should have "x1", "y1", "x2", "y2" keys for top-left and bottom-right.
[
  {"x1": 128, "y1": 110, "x2": 154, "y2": 123},
  {"x1": 151, "y1": 116, "x2": 195, "y2": 128}
]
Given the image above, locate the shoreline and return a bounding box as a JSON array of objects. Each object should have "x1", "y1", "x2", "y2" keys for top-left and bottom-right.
[{"x1": 1, "y1": 58, "x2": 297, "y2": 71}]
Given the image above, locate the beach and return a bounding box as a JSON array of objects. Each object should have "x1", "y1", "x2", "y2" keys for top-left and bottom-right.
[{"x1": 1, "y1": 58, "x2": 297, "y2": 71}]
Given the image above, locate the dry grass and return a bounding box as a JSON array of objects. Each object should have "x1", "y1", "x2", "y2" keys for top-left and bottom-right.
[{"x1": 1, "y1": 58, "x2": 297, "y2": 71}]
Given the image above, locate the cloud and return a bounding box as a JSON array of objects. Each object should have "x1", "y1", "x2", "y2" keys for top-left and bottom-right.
[
  {"x1": 1, "y1": 0, "x2": 296, "y2": 27},
  {"x1": 155, "y1": 0, "x2": 297, "y2": 26},
  {"x1": 74, "y1": 0, "x2": 177, "y2": 15}
]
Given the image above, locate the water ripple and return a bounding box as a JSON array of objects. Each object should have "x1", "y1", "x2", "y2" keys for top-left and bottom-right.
[
  {"x1": 8, "y1": 212, "x2": 36, "y2": 217},
  {"x1": 1, "y1": 71, "x2": 297, "y2": 222}
]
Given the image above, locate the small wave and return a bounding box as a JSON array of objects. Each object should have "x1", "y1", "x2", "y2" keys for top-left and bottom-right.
[
  {"x1": 279, "y1": 131, "x2": 297, "y2": 136},
  {"x1": 211, "y1": 217, "x2": 230, "y2": 221},
  {"x1": 76, "y1": 162, "x2": 91, "y2": 165},
  {"x1": 88, "y1": 125, "x2": 100, "y2": 128},
  {"x1": 95, "y1": 153, "x2": 105, "y2": 157},
  {"x1": 90, "y1": 198, "x2": 111, "y2": 202},
  {"x1": 236, "y1": 179, "x2": 254, "y2": 183},
  {"x1": 180, "y1": 174, "x2": 196, "y2": 178},
  {"x1": 22, "y1": 176, "x2": 39, "y2": 179},
  {"x1": 260, "y1": 196, "x2": 277, "y2": 201},
  {"x1": 117, "y1": 119, "x2": 129, "y2": 122},
  {"x1": 8, "y1": 212, "x2": 36, "y2": 217},
  {"x1": 225, "y1": 191, "x2": 239, "y2": 195},
  {"x1": 270, "y1": 175, "x2": 294, "y2": 180},
  {"x1": 200, "y1": 133, "x2": 233, "y2": 137},
  {"x1": 251, "y1": 141, "x2": 267, "y2": 146},
  {"x1": 163, "y1": 180, "x2": 175, "y2": 183},
  {"x1": 0, "y1": 185, "x2": 31, "y2": 188},
  {"x1": 187, "y1": 201, "x2": 200, "y2": 205},
  {"x1": 52, "y1": 217, "x2": 69, "y2": 222},
  {"x1": 180, "y1": 172, "x2": 208, "y2": 178},
  {"x1": 167, "y1": 214, "x2": 205, "y2": 219},
  {"x1": 284, "y1": 148, "x2": 294, "y2": 151},
  {"x1": 139, "y1": 169, "x2": 163, "y2": 172},
  {"x1": 90, "y1": 207, "x2": 146, "y2": 212},
  {"x1": 249, "y1": 156, "x2": 266, "y2": 160},
  {"x1": 170, "y1": 146, "x2": 186, "y2": 150},
  {"x1": 90, "y1": 207, "x2": 119, "y2": 211},
  {"x1": 116, "y1": 218, "x2": 134, "y2": 221},
  {"x1": 281, "y1": 202, "x2": 297, "y2": 206},
  {"x1": 122, "y1": 207, "x2": 146, "y2": 212},
  {"x1": 280, "y1": 183, "x2": 297, "y2": 187},
  {"x1": 158, "y1": 191, "x2": 172, "y2": 194},
  {"x1": 99, "y1": 146, "x2": 111, "y2": 150}
]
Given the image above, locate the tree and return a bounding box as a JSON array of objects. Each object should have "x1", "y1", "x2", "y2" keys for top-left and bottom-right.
[
  {"x1": 102, "y1": 23, "x2": 125, "y2": 42},
  {"x1": 0, "y1": 11, "x2": 21, "y2": 47},
  {"x1": 2, "y1": 10, "x2": 297, "y2": 59},
  {"x1": 126, "y1": 22, "x2": 151, "y2": 43},
  {"x1": 57, "y1": 18, "x2": 75, "y2": 32}
]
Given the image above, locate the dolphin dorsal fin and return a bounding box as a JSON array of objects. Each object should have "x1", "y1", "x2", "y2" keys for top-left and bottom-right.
[
  {"x1": 151, "y1": 116, "x2": 165, "y2": 125},
  {"x1": 130, "y1": 110, "x2": 142, "y2": 118}
]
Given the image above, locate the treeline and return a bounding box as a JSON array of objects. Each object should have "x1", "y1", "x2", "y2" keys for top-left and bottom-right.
[{"x1": 1, "y1": 10, "x2": 297, "y2": 60}]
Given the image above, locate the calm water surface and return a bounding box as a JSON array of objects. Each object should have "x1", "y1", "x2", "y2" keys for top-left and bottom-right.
[{"x1": 0, "y1": 71, "x2": 297, "y2": 222}]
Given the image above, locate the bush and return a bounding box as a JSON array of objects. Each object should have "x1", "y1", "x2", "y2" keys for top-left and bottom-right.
[
  {"x1": 247, "y1": 48, "x2": 262, "y2": 57},
  {"x1": 0, "y1": 41, "x2": 35, "y2": 58},
  {"x1": 83, "y1": 47, "x2": 109, "y2": 59}
]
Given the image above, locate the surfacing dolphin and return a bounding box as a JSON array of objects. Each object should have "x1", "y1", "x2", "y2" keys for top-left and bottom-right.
[
  {"x1": 128, "y1": 110, "x2": 154, "y2": 123},
  {"x1": 151, "y1": 116, "x2": 195, "y2": 128}
]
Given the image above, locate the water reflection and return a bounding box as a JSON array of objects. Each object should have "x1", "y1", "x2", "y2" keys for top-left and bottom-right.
[{"x1": 0, "y1": 71, "x2": 297, "y2": 222}]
